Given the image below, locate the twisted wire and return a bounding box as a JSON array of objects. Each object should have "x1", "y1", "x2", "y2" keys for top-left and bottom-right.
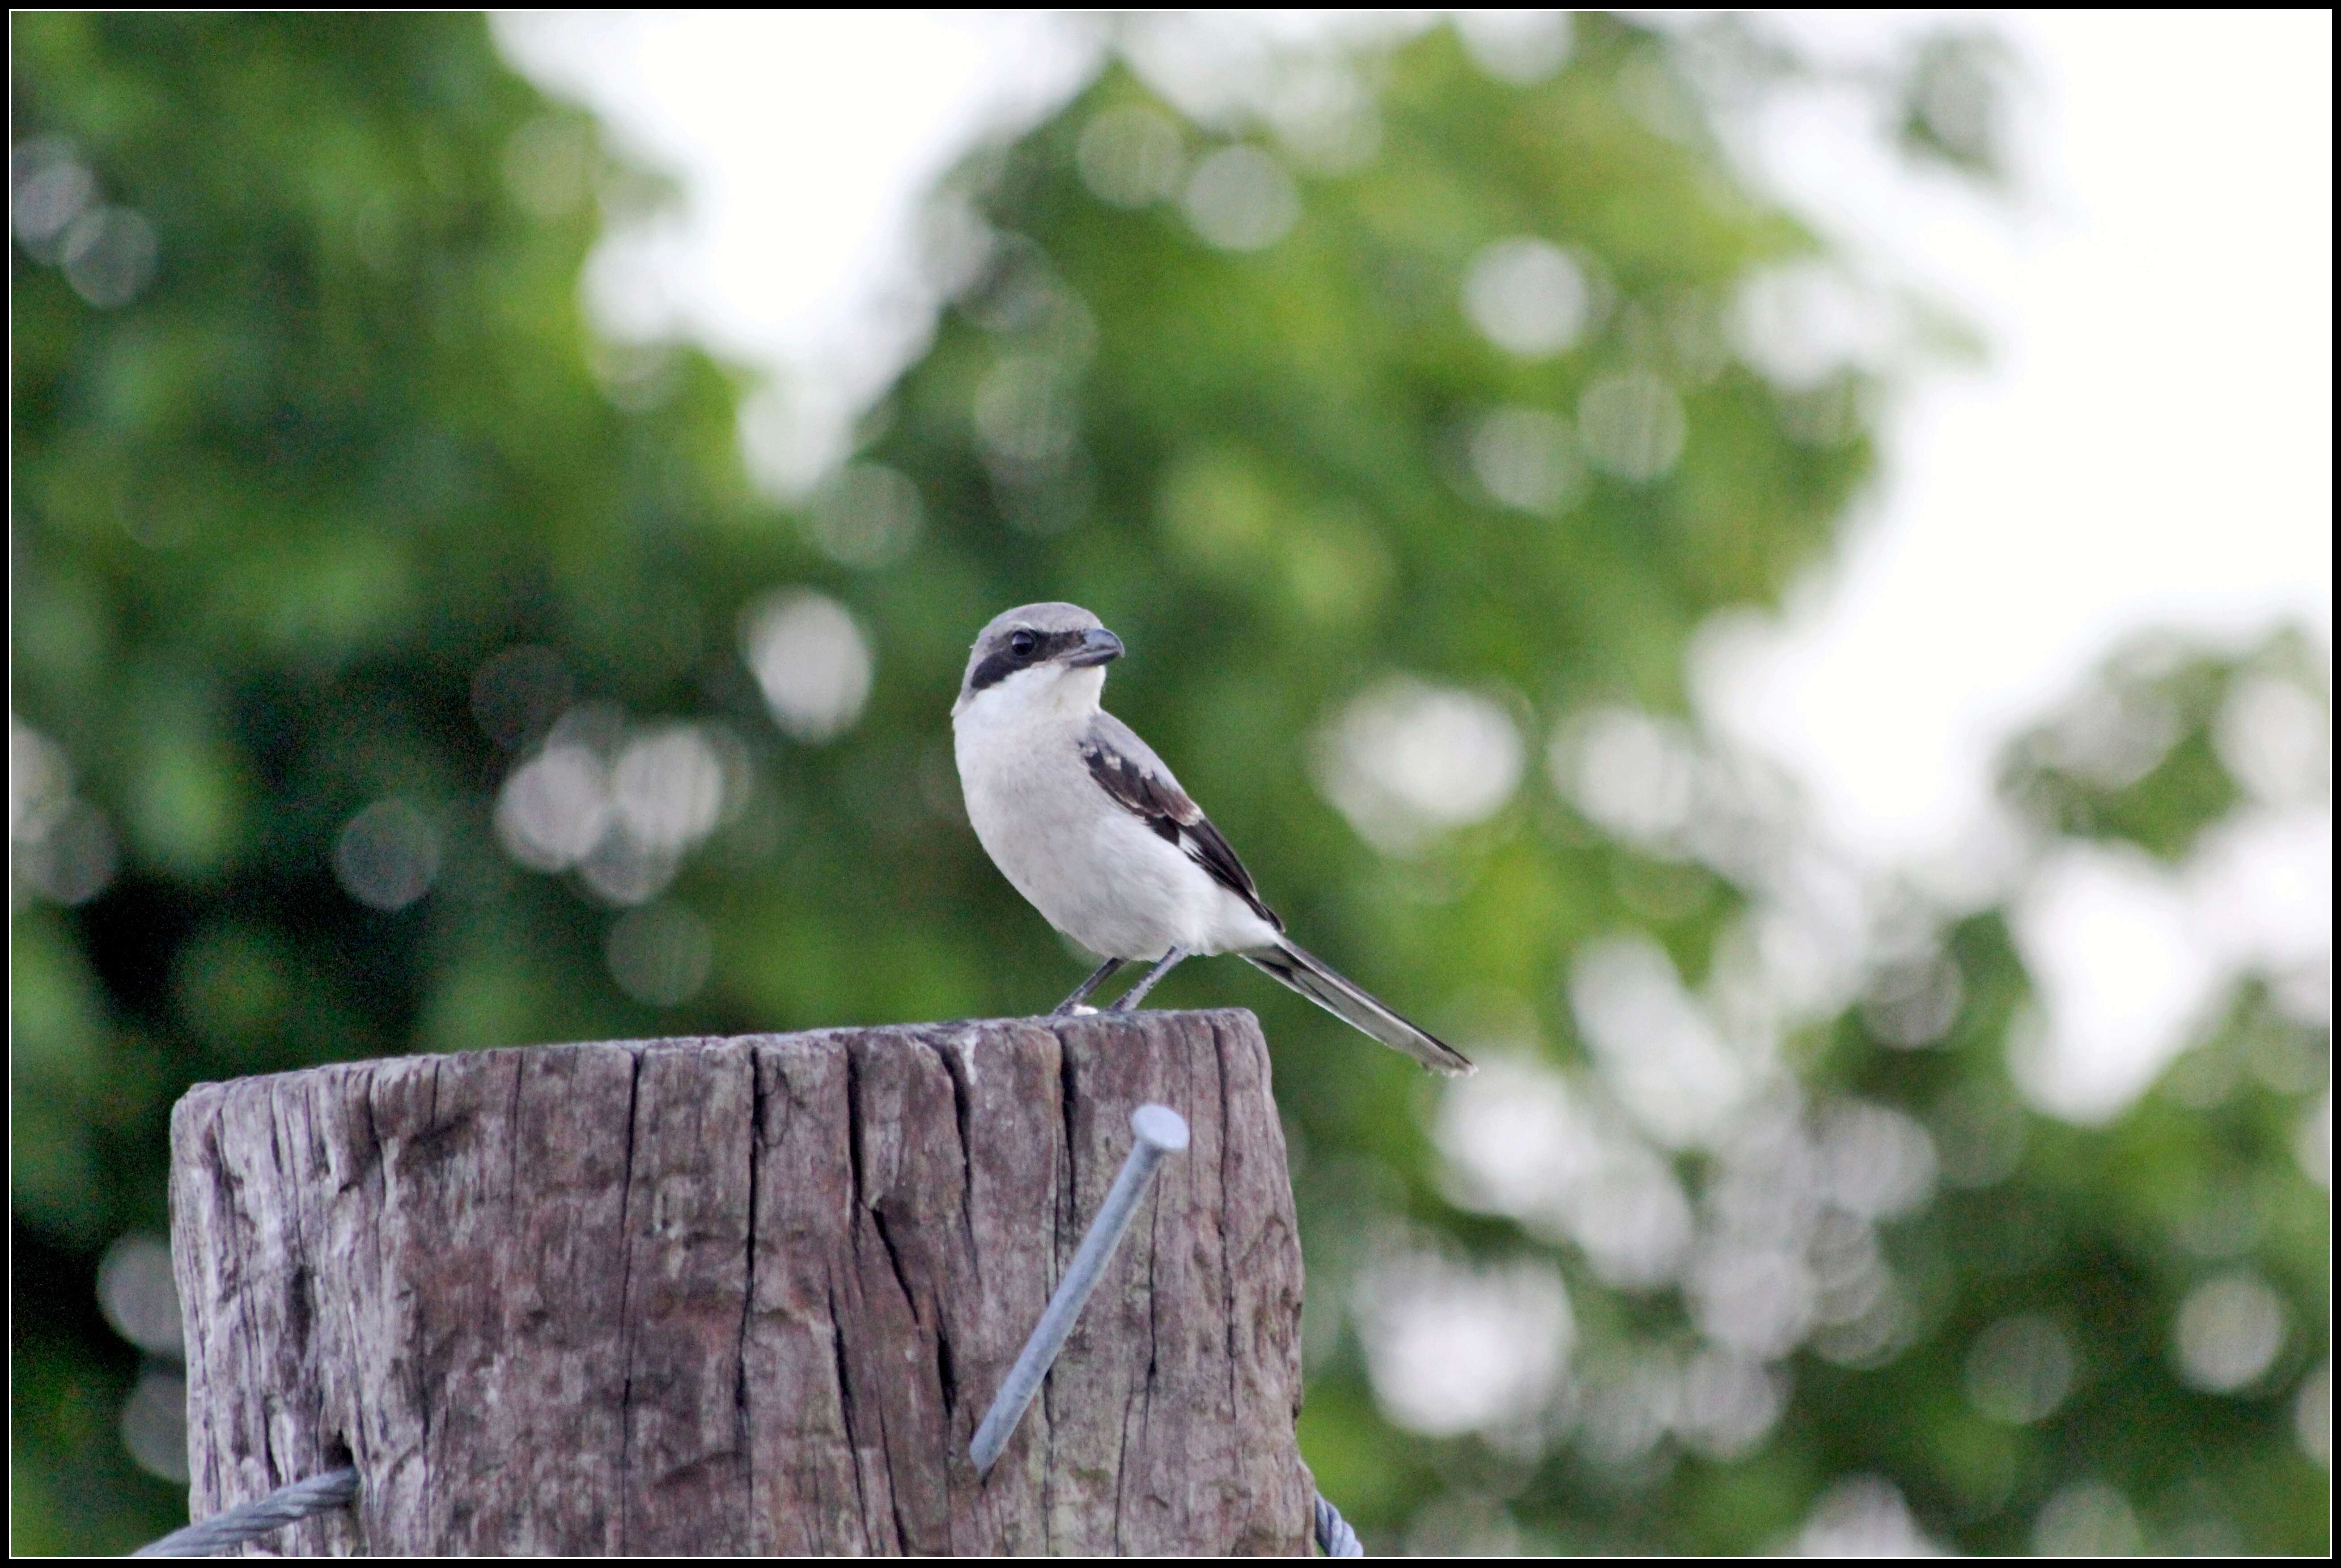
[
  {"x1": 137, "y1": 1461, "x2": 1358, "y2": 1554},
  {"x1": 1315, "y1": 1490, "x2": 1365, "y2": 1556},
  {"x1": 134, "y1": 1466, "x2": 358, "y2": 1557}
]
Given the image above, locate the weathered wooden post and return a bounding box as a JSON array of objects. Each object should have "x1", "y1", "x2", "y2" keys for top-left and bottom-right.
[{"x1": 169, "y1": 1009, "x2": 1316, "y2": 1555}]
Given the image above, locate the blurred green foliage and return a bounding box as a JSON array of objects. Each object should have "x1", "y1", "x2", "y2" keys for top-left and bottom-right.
[{"x1": 11, "y1": 12, "x2": 2327, "y2": 1555}]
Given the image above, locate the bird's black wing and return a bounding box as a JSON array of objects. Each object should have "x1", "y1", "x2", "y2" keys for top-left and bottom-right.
[{"x1": 1078, "y1": 717, "x2": 1283, "y2": 933}]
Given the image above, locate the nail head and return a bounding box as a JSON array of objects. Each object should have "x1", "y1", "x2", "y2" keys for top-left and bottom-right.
[{"x1": 1130, "y1": 1103, "x2": 1189, "y2": 1152}]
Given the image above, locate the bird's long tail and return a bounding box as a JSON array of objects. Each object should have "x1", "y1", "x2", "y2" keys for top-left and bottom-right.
[{"x1": 1242, "y1": 941, "x2": 1474, "y2": 1075}]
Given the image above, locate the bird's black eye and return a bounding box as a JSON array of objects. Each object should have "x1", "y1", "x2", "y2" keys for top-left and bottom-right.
[{"x1": 1008, "y1": 629, "x2": 1039, "y2": 658}]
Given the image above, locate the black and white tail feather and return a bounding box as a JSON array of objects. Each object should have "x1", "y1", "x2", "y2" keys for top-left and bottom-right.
[{"x1": 1244, "y1": 941, "x2": 1474, "y2": 1076}]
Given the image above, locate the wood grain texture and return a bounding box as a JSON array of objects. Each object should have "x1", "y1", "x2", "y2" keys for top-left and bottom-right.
[{"x1": 169, "y1": 1009, "x2": 1313, "y2": 1555}]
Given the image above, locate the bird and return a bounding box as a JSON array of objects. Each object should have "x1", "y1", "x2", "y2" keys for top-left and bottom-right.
[{"x1": 951, "y1": 601, "x2": 1473, "y2": 1075}]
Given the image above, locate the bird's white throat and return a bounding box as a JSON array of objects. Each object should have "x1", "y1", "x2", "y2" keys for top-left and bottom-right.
[{"x1": 953, "y1": 661, "x2": 1106, "y2": 725}]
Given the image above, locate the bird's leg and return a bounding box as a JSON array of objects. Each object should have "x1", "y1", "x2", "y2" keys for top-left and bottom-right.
[
  {"x1": 1108, "y1": 947, "x2": 1187, "y2": 1012},
  {"x1": 1052, "y1": 958, "x2": 1126, "y2": 1016}
]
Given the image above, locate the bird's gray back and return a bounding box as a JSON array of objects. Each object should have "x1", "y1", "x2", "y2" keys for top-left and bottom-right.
[{"x1": 1084, "y1": 708, "x2": 1181, "y2": 791}]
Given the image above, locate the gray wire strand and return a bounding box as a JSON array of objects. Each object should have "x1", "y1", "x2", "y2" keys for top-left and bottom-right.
[
  {"x1": 138, "y1": 1466, "x2": 1353, "y2": 1555},
  {"x1": 1315, "y1": 1491, "x2": 1364, "y2": 1556},
  {"x1": 133, "y1": 1466, "x2": 358, "y2": 1557},
  {"x1": 134, "y1": 1464, "x2": 1351, "y2": 1555}
]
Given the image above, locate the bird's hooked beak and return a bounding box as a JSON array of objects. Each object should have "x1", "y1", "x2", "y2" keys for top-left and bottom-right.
[{"x1": 1065, "y1": 626, "x2": 1125, "y2": 667}]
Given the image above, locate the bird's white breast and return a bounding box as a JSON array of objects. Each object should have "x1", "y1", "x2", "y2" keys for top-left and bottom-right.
[{"x1": 952, "y1": 670, "x2": 1272, "y2": 960}]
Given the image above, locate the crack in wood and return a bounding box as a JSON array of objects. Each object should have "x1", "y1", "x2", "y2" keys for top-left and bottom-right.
[
  {"x1": 734, "y1": 1049, "x2": 763, "y2": 1527},
  {"x1": 614, "y1": 1050, "x2": 642, "y2": 1553}
]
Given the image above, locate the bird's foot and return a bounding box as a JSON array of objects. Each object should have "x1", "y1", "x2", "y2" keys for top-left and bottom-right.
[{"x1": 1107, "y1": 946, "x2": 1187, "y2": 1012}]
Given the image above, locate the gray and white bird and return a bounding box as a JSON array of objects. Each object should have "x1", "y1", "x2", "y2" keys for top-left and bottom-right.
[{"x1": 951, "y1": 602, "x2": 1473, "y2": 1075}]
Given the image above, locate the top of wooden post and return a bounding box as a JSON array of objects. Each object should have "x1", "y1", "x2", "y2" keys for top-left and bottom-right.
[{"x1": 169, "y1": 1010, "x2": 1316, "y2": 1556}]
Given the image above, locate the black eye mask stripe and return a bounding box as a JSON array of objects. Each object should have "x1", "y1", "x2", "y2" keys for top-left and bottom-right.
[{"x1": 966, "y1": 628, "x2": 1091, "y2": 694}]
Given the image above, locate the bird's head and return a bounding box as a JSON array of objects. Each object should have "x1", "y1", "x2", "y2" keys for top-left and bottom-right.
[{"x1": 953, "y1": 602, "x2": 1125, "y2": 719}]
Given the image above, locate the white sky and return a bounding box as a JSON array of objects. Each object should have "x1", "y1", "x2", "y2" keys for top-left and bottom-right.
[
  {"x1": 493, "y1": 11, "x2": 1098, "y2": 453},
  {"x1": 493, "y1": 11, "x2": 2331, "y2": 1121}
]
